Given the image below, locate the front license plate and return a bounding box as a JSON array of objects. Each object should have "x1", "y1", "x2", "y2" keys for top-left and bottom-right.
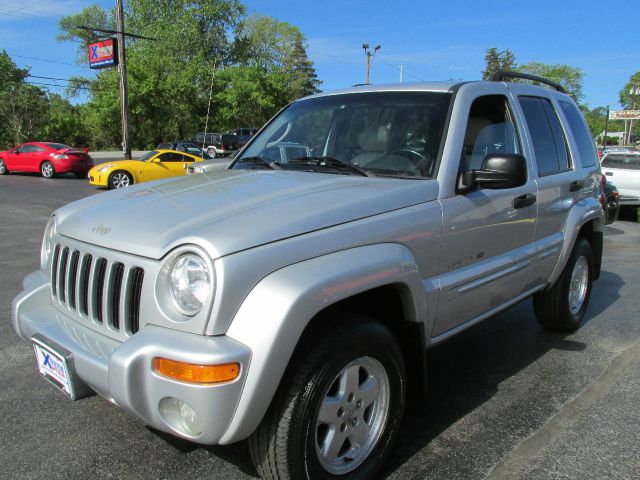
[{"x1": 32, "y1": 339, "x2": 74, "y2": 397}]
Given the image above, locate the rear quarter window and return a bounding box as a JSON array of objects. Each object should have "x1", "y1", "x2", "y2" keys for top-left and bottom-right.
[{"x1": 558, "y1": 101, "x2": 598, "y2": 168}]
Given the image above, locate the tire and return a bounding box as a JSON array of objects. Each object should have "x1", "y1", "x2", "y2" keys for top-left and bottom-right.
[
  {"x1": 533, "y1": 238, "x2": 594, "y2": 332},
  {"x1": 249, "y1": 315, "x2": 406, "y2": 480},
  {"x1": 109, "y1": 170, "x2": 133, "y2": 189},
  {"x1": 40, "y1": 161, "x2": 55, "y2": 178},
  {"x1": 207, "y1": 147, "x2": 217, "y2": 158},
  {"x1": 0, "y1": 158, "x2": 8, "y2": 175}
]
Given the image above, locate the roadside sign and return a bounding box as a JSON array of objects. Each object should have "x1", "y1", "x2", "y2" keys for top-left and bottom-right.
[
  {"x1": 609, "y1": 110, "x2": 640, "y2": 120},
  {"x1": 88, "y1": 38, "x2": 118, "y2": 69}
]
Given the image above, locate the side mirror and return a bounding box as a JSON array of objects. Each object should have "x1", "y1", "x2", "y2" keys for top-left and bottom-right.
[{"x1": 461, "y1": 153, "x2": 527, "y2": 190}]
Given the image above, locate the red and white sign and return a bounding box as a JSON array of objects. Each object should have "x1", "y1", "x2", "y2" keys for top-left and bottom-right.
[
  {"x1": 88, "y1": 38, "x2": 118, "y2": 69},
  {"x1": 609, "y1": 110, "x2": 640, "y2": 120}
]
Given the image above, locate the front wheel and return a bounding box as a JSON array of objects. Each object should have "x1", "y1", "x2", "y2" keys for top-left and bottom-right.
[
  {"x1": 40, "y1": 161, "x2": 55, "y2": 178},
  {"x1": 249, "y1": 316, "x2": 406, "y2": 479},
  {"x1": 108, "y1": 170, "x2": 133, "y2": 189},
  {"x1": 0, "y1": 159, "x2": 8, "y2": 174},
  {"x1": 534, "y1": 238, "x2": 594, "y2": 332}
]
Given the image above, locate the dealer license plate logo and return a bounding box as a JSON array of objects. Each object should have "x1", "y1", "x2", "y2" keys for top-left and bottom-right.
[{"x1": 33, "y1": 340, "x2": 73, "y2": 397}]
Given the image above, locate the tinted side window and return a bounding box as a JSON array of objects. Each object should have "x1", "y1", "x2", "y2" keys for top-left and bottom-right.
[
  {"x1": 519, "y1": 96, "x2": 569, "y2": 176},
  {"x1": 158, "y1": 152, "x2": 183, "y2": 162},
  {"x1": 33, "y1": 146, "x2": 46, "y2": 152},
  {"x1": 17, "y1": 145, "x2": 33, "y2": 153},
  {"x1": 559, "y1": 100, "x2": 598, "y2": 167}
]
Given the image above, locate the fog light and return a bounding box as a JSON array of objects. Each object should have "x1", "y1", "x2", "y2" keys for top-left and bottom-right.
[{"x1": 159, "y1": 397, "x2": 202, "y2": 437}]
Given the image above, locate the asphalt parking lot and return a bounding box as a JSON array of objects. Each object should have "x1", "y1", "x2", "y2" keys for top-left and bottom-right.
[{"x1": 1, "y1": 171, "x2": 639, "y2": 479}]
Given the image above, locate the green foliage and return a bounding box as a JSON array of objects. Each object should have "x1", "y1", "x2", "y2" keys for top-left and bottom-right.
[
  {"x1": 481, "y1": 47, "x2": 517, "y2": 80},
  {"x1": 0, "y1": 50, "x2": 49, "y2": 148},
  {"x1": 56, "y1": 1, "x2": 321, "y2": 148},
  {"x1": 518, "y1": 62, "x2": 584, "y2": 102},
  {"x1": 41, "y1": 94, "x2": 90, "y2": 146}
]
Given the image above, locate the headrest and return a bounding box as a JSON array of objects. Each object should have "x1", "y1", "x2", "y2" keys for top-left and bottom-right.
[{"x1": 358, "y1": 126, "x2": 389, "y2": 152}]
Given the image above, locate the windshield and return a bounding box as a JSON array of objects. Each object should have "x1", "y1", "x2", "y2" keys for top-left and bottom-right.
[
  {"x1": 235, "y1": 91, "x2": 451, "y2": 178},
  {"x1": 140, "y1": 151, "x2": 158, "y2": 161}
]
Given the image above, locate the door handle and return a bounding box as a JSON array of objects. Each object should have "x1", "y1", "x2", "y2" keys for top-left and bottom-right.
[
  {"x1": 569, "y1": 180, "x2": 583, "y2": 192},
  {"x1": 513, "y1": 193, "x2": 536, "y2": 209}
]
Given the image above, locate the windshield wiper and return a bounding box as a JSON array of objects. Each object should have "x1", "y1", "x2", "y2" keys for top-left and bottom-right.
[
  {"x1": 288, "y1": 156, "x2": 370, "y2": 177},
  {"x1": 235, "y1": 156, "x2": 281, "y2": 169}
]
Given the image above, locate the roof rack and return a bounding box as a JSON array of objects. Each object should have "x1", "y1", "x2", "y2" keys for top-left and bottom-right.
[{"x1": 489, "y1": 70, "x2": 566, "y2": 94}]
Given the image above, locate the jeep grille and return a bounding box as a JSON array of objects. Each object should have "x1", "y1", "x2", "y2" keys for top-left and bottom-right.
[{"x1": 50, "y1": 243, "x2": 145, "y2": 335}]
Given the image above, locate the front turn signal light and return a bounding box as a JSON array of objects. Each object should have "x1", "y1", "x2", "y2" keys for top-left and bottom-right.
[{"x1": 152, "y1": 358, "x2": 240, "y2": 384}]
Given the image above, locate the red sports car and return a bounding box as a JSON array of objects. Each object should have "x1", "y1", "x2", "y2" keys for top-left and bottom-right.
[{"x1": 0, "y1": 142, "x2": 94, "y2": 178}]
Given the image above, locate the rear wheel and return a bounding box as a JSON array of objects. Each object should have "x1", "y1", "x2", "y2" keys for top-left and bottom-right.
[
  {"x1": 534, "y1": 238, "x2": 594, "y2": 332},
  {"x1": 109, "y1": 171, "x2": 133, "y2": 189},
  {"x1": 0, "y1": 159, "x2": 8, "y2": 174},
  {"x1": 40, "y1": 161, "x2": 55, "y2": 178},
  {"x1": 249, "y1": 315, "x2": 406, "y2": 480}
]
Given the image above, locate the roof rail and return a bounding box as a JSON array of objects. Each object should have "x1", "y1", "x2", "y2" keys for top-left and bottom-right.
[{"x1": 489, "y1": 70, "x2": 566, "y2": 93}]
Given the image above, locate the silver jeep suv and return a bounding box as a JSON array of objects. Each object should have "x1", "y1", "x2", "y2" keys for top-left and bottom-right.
[{"x1": 13, "y1": 72, "x2": 604, "y2": 480}]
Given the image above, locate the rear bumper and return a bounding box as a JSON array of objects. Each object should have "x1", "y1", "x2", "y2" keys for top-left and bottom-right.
[{"x1": 12, "y1": 270, "x2": 252, "y2": 445}]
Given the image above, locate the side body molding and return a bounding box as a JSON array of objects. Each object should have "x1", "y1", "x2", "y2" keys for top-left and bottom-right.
[{"x1": 220, "y1": 243, "x2": 425, "y2": 444}]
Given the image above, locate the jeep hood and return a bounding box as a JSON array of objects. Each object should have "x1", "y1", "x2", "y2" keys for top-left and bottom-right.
[{"x1": 55, "y1": 170, "x2": 439, "y2": 259}]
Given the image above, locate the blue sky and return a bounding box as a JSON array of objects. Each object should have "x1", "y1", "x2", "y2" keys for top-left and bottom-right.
[{"x1": 1, "y1": 0, "x2": 638, "y2": 108}]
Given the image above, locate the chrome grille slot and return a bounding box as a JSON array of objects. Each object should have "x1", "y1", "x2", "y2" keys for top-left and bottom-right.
[
  {"x1": 108, "y1": 262, "x2": 125, "y2": 330},
  {"x1": 93, "y1": 258, "x2": 108, "y2": 323},
  {"x1": 68, "y1": 250, "x2": 80, "y2": 310},
  {"x1": 58, "y1": 247, "x2": 69, "y2": 303},
  {"x1": 79, "y1": 255, "x2": 92, "y2": 316},
  {"x1": 48, "y1": 242, "x2": 145, "y2": 339}
]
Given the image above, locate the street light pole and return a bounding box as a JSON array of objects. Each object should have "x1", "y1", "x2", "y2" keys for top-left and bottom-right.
[
  {"x1": 115, "y1": 0, "x2": 131, "y2": 159},
  {"x1": 362, "y1": 43, "x2": 380, "y2": 84}
]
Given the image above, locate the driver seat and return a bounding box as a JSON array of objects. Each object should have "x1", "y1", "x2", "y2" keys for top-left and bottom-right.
[{"x1": 351, "y1": 126, "x2": 389, "y2": 167}]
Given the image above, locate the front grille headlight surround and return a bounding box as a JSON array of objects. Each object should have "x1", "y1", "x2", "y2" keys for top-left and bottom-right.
[
  {"x1": 156, "y1": 245, "x2": 215, "y2": 320},
  {"x1": 40, "y1": 216, "x2": 56, "y2": 270}
]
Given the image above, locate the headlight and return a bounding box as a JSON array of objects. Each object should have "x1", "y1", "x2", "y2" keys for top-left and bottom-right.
[
  {"x1": 98, "y1": 164, "x2": 114, "y2": 172},
  {"x1": 40, "y1": 216, "x2": 56, "y2": 270},
  {"x1": 168, "y1": 254, "x2": 211, "y2": 315}
]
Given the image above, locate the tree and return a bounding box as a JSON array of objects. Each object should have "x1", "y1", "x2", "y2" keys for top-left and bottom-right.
[
  {"x1": 481, "y1": 47, "x2": 517, "y2": 80},
  {"x1": 0, "y1": 50, "x2": 49, "y2": 148},
  {"x1": 518, "y1": 62, "x2": 584, "y2": 102},
  {"x1": 42, "y1": 94, "x2": 90, "y2": 146},
  {"x1": 234, "y1": 14, "x2": 321, "y2": 101}
]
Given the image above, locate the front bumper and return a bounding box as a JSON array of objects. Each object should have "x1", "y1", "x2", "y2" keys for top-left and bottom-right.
[{"x1": 12, "y1": 270, "x2": 251, "y2": 445}]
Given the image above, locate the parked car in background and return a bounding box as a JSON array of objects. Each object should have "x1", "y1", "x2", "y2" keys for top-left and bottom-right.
[
  {"x1": 602, "y1": 180, "x2": 620, "y2": 224},
  {"x1": 600, "y1": 152, "x2": 640, "y2": 205},
  {"x1": 0, "y1": 142, "x2": 93, "y2": 178},
  {"x1": 88, "y1": 149, "x2": 203, "y2": 189},
  {"x1": 226, "y1": 127, "x2": 258, "y2": 147},
  {"x1": 157, "y1": 141, "x2": 213, "y2": 159},
  {"x1": 187, "y1": 157, "x2": 231, "y2": 175},
  {"x1": 191, "y1": 133, "x2": 241, "y2": 158}
]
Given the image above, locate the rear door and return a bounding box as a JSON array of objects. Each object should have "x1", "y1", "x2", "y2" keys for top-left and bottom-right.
[{"x1": 515, "y1": 94, "x2": 596, "y2": 285}]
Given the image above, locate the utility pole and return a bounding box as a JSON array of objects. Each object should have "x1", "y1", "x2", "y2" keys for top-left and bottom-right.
[
  {"x1": 362, "y1": 43, "x2": 380, "y2": 84},
  {"x1": 115, "y1": 0, "x2": 131, "y2": 159},
  {"x1": 603, "y1": 105, "x2": 610, "y2": 149}
]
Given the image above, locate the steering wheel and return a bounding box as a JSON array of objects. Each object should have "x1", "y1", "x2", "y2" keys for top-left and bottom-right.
[{"x1": 388, "y1": 149, "x2": 432, "y2": 176}]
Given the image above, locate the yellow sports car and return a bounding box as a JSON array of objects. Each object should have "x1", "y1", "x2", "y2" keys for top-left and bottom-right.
[{"x1": 88, "y1": 149, "x2": 204, "y2": 189}]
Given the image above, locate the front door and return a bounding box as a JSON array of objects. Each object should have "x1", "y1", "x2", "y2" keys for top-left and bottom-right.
[{"x1": 434, "y1": 93, "x2": 537, "y2": 337}]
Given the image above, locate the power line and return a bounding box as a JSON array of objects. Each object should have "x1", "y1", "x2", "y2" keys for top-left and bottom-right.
[{"x1": 8, "y1": 53, "x2": 92, "y2": 69}]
